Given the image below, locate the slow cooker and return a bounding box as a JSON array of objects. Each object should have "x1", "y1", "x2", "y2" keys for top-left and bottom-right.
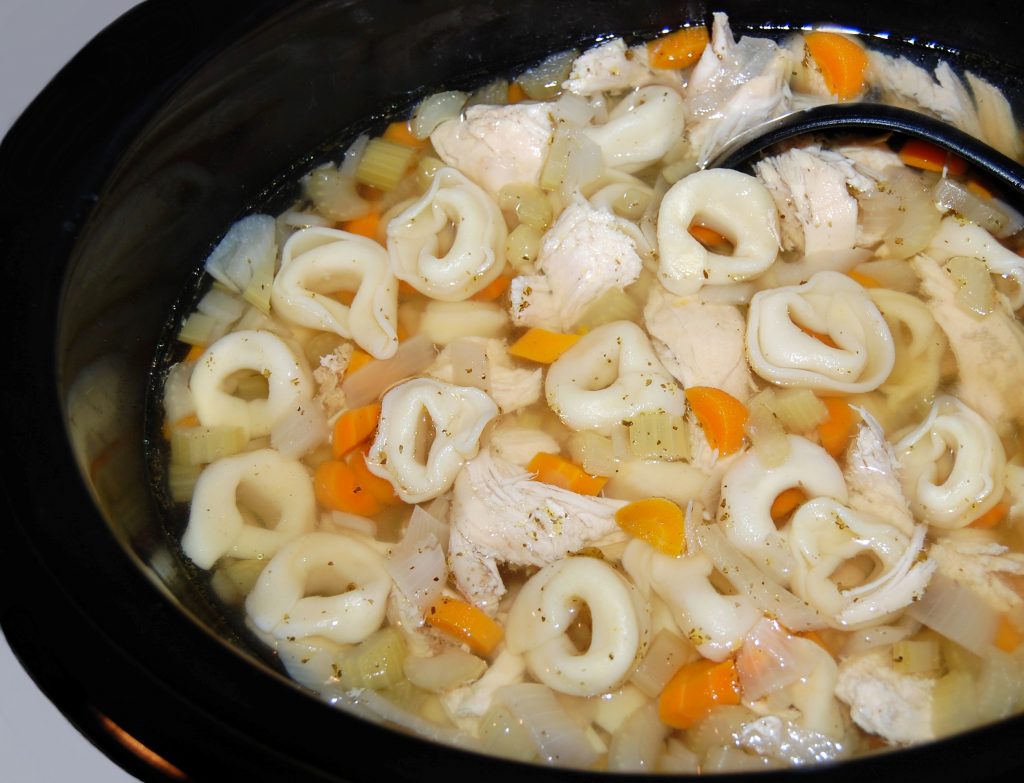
[{"x1": 1, "y1": 0, "x2": 1022, "y2": 781}]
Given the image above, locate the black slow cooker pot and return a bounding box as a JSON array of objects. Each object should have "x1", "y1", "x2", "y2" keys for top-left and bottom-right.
[{"x1": 1, "y1": 0, "x2": 1022, "y2": 780}]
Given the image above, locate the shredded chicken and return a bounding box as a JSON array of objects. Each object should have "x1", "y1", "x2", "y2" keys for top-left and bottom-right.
[
  {"x1": 912, "y1": 254, "x2": 1024, "y2": 435},
  {"x1": 835, "y1": 647, "x2": 935, "y2": 745},
  {"x1": 684, "y1": 12, "x2": 793, "y2": 167},
  {"x1": 754, "y1": 144, "x2": 876, "y2": 257},
  {"x1": 448, "y1": 448, "x2": 627, "y2": 612},
  {"x1": 509, "y1": 198, "x2": 643, "y2": 331},
  {"x1": 929, "y1": 533, "x2": 1024, "y2": 612},
  {"x1": 642, "y1": 285, "x2": 755, "y2": 402},
  {"x1": 844, "y1": 409, "x2": 915, "y2": 536},
  {"x1": 562, "y1": 38, "x2": 660, "y2": 96},
  {"x1": 427, "y1": 337, "x2": 543, "y2": 413},
  {"x1": 430, "y1": 102, "x2": 554, "y2": 196},
  {"x1": 313, "y1": 341, "x2": 353, "y2": 418}
]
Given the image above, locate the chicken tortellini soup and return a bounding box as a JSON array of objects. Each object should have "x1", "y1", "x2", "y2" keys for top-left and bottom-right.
[{"x1": 158, "y1": 12, "x2": 1024, "y2": 772}]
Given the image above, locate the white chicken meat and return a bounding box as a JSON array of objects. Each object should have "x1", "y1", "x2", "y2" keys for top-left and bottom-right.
[
  {"x1": 448, "y1": 448, "x2": 627, "y2": 613},
  {"x1": 562, "y1": 38, "x2": 663, "y2": 96},
  {"x1": 509, "y1": 198, "x2": 643, "y2": 331},
  {"x1": 843, "y1": 409, "x2": 915, "y2": 536},
  {"x1": 929, "y1": 533, "x2": 1024, "y2": 613}
]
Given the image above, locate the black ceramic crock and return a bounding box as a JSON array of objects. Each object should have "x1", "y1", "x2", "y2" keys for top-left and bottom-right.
[{"x1": 1, "y1": 1, "x2": 1022, "y2": 781}]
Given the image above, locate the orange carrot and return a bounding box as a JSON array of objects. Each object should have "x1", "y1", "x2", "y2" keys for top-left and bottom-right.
[
  {"x1": 647, "y1": 26, "x2": 710, "y2": 69},
  {"x1": 797, "y1": 323, "x2": 840, "y2": 349},
  {"x1": 382, "y1": 119, "x2": 428, "y2": 149},
  {"x1": 685, "y1": 386, "x2": 748, "y2": 456},
  {"x1": 770, "y1": 487, "x2": 807, "y2": 524},
  {"x1": 818, "y1": 398, "x2": 857, "y2": 458},
  {"x1": 966, "y1": 178, "x2": 993, "y2": 200},
  {"x1": 847, "y1": 270, "x2": 881, "y2": 288},
  {"x1": 357, "y1": 183, "x2": 385, "y2": 202},
  {"x1": 804, "y1": 31, "x2": 868, "y2": 100},
  {"x1": 969, "y1": 500, "x2": 1009, "y2": 529},
  {"x1": 658, "y1": 657, "x2": 742, "y2": 729},
  {"x1": 507, "y1": 82, "x2": 527, "y2": 104},
  {"x1": 508, "y1": 327, "x2": 581, "y2": 364},
  {"x1": 995, "y1": 614, "x2": 1023, "y2": 652},
  {"x1": 615, "y1": 497, "x2": 686, "y2": 556},
  {"x1": 341, "y1": 209, "x2": 382, "y2": 241},
  {"x1": 332, "y1": 402, "x2": 382, "y2": 459},
  {"x1": 346, "y1": 349, "x2": 374, "y2": 376},
  {"x1": 898, "y1": 138, "x2": 968, "y2": 177},
  {"x1": 348, "y1": 449, "x2": 400, "y2": 506},
  {"x1": 425, "y1": 597, "x2": 504, "y2": 656},
  {"x1": 184, "y1": 343, "x2": 206, "y2": 362},
  {"x1": 688, "y1": 224, "x2": 732, "y2": 252},
  {"x1": 527, "y1": 452, "x2": 608, "y2": 496},
  {"x1": 161, "y1": 413, "x2": 200, "y2": 440},
  {"x1": 470, "y1": 274, "x2": 513, "y2": 302},
  {"x1": 398, "y1": 279, "x2": 424, "y2": 299},
  {"x1": 314, "y1": 459, "x2": 380, "y2": 517}
]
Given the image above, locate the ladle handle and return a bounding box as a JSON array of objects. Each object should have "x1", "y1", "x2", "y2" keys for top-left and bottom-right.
[{"x1": 707, "y1": 102, "x2": 1024, "y2": 194}]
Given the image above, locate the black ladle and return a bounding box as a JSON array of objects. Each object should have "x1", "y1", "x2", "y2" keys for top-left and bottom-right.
[{"x1": 706, "y1": 102, "x2": 1024, "y2": 194}]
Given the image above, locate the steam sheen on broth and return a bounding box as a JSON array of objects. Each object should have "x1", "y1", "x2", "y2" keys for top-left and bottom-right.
[{"x1": 158, "y1": 12, "x2": 1024, "y2": 772}]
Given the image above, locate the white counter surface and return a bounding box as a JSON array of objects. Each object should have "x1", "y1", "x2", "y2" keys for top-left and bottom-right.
[{"x1": 1, "y1": 4, "x2": 144, "y2": 780}]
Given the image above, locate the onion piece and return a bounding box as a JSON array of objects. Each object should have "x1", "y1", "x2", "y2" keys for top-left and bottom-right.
[
  {"x1": 404, "y1": 647, "x2": 487, "y2": 693},
  {"x1": 735, "y1": 618, "x2": 815, "y2": 701},
  {"x1": 945, "y1": 255, "x2": 998, "y2": 316},
  {"x1": 449, "y1": 338, "x2": 490, "y2": 391},
  {"x1": 744, "y1": 391, "x2": 789, "y2": 468},
  {"x1": 540, "y1": 128, "x2": 604, "y2": 199},
  {"x1": 494, "y1": 683, "x2": 598, "y2": 768},
  {"x1": 385, "y1": 505, "x2": 448, "y2": 612},
  {"x1": 336, "y1": 688, "x2": 481, "y2": 752},
  {"x1": 933, "y1": 177, "x2": 1012, "y2": 237},
  {"x1": 516, "y1": 49, "x2": 577, "y2": 100},
  {"x1": 906, "y1": 572, "x2": 1000, "y2": 656},
  {"x1": 341, "y1": 334, "x2": 436, "y2": 408},
  {"x1": 411, "y1": 90, "x2": 468, "y2": 139},
  {"x1": 695, "y1": 523, "x2": 826, "y2": 632},
  {"x1": 270, "y1": 400, "x2": 328, "y2": 458},
  {"x1": 607, "y1": 703, "x2": 669, "y2": 772}
]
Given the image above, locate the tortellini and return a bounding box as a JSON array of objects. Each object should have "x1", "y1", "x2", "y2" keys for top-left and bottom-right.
[
  {"x1": 582, "y1": 85, "x2": 686, "y2": 173},
  {"x1": 245, "y1": 531, "x2": 392, "y2": 645},
  {"x1": 189, "y1": 329, "x2": 313, "y2": 440},
  {"x1": 926, "y1": 216, "x2": 1024, "y2": 309},
  {"x1": 868, "y1": 288, "x2": 947, "y2": 410},
  {"x1": 505, "y1": 556, "x2": 649, "y2": 697},
  {"x1": 746, "y1": 271, "x2": 895, "y2": 393},
  {"x1": 718, "y1": 435, "x2": 848, "y2": 582},
  {"x1": 270, "y1": 227, "x2": 399, "y2": 359},
  {"x1": 545, "y1": 320, "x2": 685, "y2": 434},
  {"x1": 896, "y1": 395, "x2": 1007, "y2": 529},
  {"x1": 181, "y1": 448, "x2": 316, "y2": 569},
  {"x1": 387, "y1": 167, "x2": 506, "y2": 301},
  {"x1": 366, "y1": 377, "x2": 498, "y2": 503},
  {"x1": 788, "y1": 499, "x2": 935, "y2": 628},
  {"x1": 656, "y1": 169, "x2": 780, "y2": 296}
]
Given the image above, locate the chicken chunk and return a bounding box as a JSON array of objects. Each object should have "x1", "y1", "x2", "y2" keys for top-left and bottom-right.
[
  {"x1": 929, "y1": 533, "x2": 1024, "y2": 613},
  {"x1": 912, "y1": 254, "x2": 1024, "y2": 435},
  {"x1": 509, "y1": 198, "x2": 643, "y2": 331},
  {"x1": 448, "y1": 448, "x2": 627, "y2": 612},
  {"x1": 642, "y1": 285, "x2": 755, "y2": 402},
  {"x1": 430, "y1": 102, "x2": 554, "y2": 196},
  {"x1": 684, "y1": 12, "x2": 793, "y2": 167},
  {"x1": 835, "y1": 647, "x2": 935, "y2": 745},
  {"x1": 844, "y1": 409, "x2": 915, "y2": 536},
  {"x1": 562, "y1": 38, "x2": 660, "y2": 96},
  {"x1": 754, "y1": 145, "x2": 876, "y2": 258}
]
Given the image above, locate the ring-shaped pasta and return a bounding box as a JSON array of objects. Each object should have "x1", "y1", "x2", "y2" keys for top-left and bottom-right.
[
  {"x1": 789, "y1": 499, "x2": 936, "y2": 628},
  {"x1": 746, "y1": 271, "x2": 895, "y2": 393},
  {"x1": 895, "y1": 395, "x2": 1007, "y2": 529},
  {"x1": 545, "y1": 320, "x2": 685, "y2": 435},
  {"x1": 245, "y1": 531, "x2": 392, "y2": 645},
  {"x1": 583, "y1": 86, "x2": 686, "y2": 174},
  {"x1": 387, "y1": 167, "x2": 507, "y2": 301},
  {"x1": 927, "y1": 216, "x2": 1024, "y2": 309},
  {"x1": 189, "y1": 329, "x2": 313, "y2": 439},
  {"x1": 656, "y1": 168, "x2": 780, "y2": 296},
  {"x1": 181, "y1": 448, "x2": 317, "y2": 569},
  {"x1": 869, "y1": 288, "x2": 947, "y2": 410},
  {"x1": 271, "y1": 227, "x2": 399, "y2": 359},
  {"x1": 719, "y1": 435, "x2": 848, "y2": 583},
  {"x1": 505, "y1": 557, "x2": 649, "y2": 697},
  {"x1": 366, "y1": 377, "x2": 498, "y2": 503}
]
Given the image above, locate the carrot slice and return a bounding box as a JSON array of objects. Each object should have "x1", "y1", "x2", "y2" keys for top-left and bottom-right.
[
  {"x1": 332, "y1": 402, "x2": 382, "y2": 459},
  {"x1": 341, "y1": 209, "x2": 382, "y2": 241},
  {"x1": 161, "y1": 412, "x2": 200, "y2": 440},
  {"x1": 804, "y1": 31, "x2": 868, "y2": 100},
  {"x1": 658, "y1": 657, "x2": 742, "y2": 729},
  {"x1": 685, "y1": 386, "x2": 748, "y2": 456},
  {"x1": 688, "y1": 224, "x2": 732, "y2": 253},
  {"x1": 647, "y1": 26, "x2": 710, "y2": 70},
  {"x1": 615, "y1": 497, "x2": 685, "y2": 556},
  {"x1": 348, "y1": 449, "x2": 400, "y2": 506},
  {"x1": 382, "y1": 119, "x2": 428, "y2": 149},
  {"x1": 184, "y1": 343, "x2": 206, "y2": 362},
  {"x1": 969, "y1": 500, "x2": 1009, "y2": 529},
  {"x1": 898, "y1": 138, "x2": 968, "y2": 177},
  {"x1": 847, "y1": 270, "x2": 881, "y2": 288},
  {"x1": 527, "y1": 452, "x2": 608, "y2": 496},
  {"x1": 508, "y1": 328, "x2": 581, "y2": 364},
  {"x1": 346, "y1": 349, "x2": 374, "y2": 377},
  {"x1": 995, "y1": 614, "x2": 1023, "y2": 652},
  {"x1": 770, "y1": 487, "x2": 807, "y2": 524},
  {"x1": 470, "y1": 274, "x2": 512, "y2": 302},
  {"x1": 797, "y1": 323, "x2": 840, "y2": 349},
  {"x1": 426, "y1": 597, "x2": 504, "y2": 656},
  {"x1": 818, "y1": 398, "x2": 857, "y2": 458},
  {"x1": 314, "y1": 459, "x2": 380, "y2": 517},
  {"x1": 507, "y1": 82, "x2": 527, "y2": 104}
]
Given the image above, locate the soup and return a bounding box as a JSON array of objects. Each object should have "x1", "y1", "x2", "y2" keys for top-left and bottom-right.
[{"x1": 156, "y1": 11, "x2": 1024, "y2": 772}]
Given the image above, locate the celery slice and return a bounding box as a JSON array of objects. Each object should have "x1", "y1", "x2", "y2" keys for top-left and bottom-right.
[
  {"x1": 892, "y1": 638, "x2": 942, "y2": 675},
  {"x1": 355, "y1": 137, "x2": 417, "y2": 192},
  {"x1": 170, "y1": 425, "x2": 248, "y2": 466},
  {"x1": 626, "y1": 411, "x2": 690, "y2": 462},
  {"x1": 770, "y1": 387, "x2": 829, "y2": 433},
  {"x1": 177, "y1": 311, "x2": 223, "y2": 347},
  {"x1": 167, "y1": 461, "x2": 203, "y2": 503},
  {"x1": 337, "y1": 626, "x2": 408, "y2": 690},
  {"x1": 574, "y1": 286, "x2": 642, "y2": 332}
]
